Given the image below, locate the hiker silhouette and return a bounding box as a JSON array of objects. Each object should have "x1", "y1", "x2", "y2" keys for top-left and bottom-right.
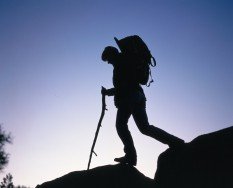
[{"x1": 101, "y1": 38, "x2": 184, "y2": 166}]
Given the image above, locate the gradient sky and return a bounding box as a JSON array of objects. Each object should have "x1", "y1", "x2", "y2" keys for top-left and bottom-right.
[{"x1": 0, "y1": 0, "x2": 233, "y2": 187}]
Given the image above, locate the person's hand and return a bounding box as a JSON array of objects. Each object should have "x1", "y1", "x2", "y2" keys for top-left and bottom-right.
[{"x1": 101, "y1": 86, "x2": 107, "y2": 96}]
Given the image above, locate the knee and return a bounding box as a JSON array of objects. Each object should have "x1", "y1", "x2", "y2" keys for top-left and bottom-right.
[
  {"x1": 116, "y1": 122, "x2": 122, "y2": 131},
  {"x1": 116, "y1": 121, "x2": 128, "y2": 132},
  {"x1": 139, "y1": 125, "x2": 150, "y2": 135},
  {"x1": 116, "y1": 118, "x2": 124, "y2": 129}
]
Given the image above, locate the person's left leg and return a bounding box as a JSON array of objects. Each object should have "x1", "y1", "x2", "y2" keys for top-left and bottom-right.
[
  {"x1": 115, "y1": 105, "x2": 137, "y2": 165},
  {"x1": 132, "y1": 96, "x2": 184, "y2": 148}
]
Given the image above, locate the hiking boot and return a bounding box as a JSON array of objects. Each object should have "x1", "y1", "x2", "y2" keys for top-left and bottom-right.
[{"x1": 114, "y1": 155, "x2": 137, "y2": 166}]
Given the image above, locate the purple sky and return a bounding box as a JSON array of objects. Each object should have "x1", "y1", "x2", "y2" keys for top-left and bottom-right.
[{"x1": 0, "y1": 0, "x2": 232, "y2": 187}]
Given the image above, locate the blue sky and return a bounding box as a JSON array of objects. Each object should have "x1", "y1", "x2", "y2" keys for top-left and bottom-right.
[{"x1": 0, "y1": 0, "x2": 232, "y2": 187}]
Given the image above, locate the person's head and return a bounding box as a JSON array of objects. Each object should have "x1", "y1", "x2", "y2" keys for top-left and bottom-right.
[{"x1": 101, "y1": 46, "x2": 119, "y2": 64}]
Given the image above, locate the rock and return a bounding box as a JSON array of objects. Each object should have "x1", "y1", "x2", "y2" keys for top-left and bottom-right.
[
  {"x1": 36, "y1": 164, "x2": 154, "y2": 188},
  {"x1": 155, "y1": 126, "x2": 233, "y2": 188}
]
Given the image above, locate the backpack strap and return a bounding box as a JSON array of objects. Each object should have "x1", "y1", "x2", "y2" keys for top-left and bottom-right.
[
  {"x1": 147, "y1": 56, "x2": 156, "y2": 87},
  {"x1": 151, "y1": 56, "x2": 156, "y2": 67},
  {"x1": 146, "y1": 67, "x2": 154, "y2": 87}
]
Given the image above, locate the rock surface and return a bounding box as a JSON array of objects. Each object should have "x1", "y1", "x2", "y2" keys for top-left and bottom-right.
[
  {"x1": 36, "y1": 164, "x2": 154, "y2": 188},
  {"x1": 155, "y1": 126, "x2": 233, "y2": 188}
]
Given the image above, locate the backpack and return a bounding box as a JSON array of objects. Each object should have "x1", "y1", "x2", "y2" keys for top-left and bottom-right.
[{"x1": 114, "y1": 35, "x2": 156, "y2": 86}]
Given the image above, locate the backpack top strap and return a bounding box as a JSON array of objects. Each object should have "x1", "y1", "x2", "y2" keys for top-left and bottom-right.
[{"x1": 151, "y1": 56, "x2": 156, "y2": 67}]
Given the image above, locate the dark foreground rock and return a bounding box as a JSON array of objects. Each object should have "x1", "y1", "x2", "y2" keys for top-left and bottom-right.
[
  {"x1": 36, "y1": 126, "x2": 233, "y2": 188},
  {"x1": 36, "y1": 164, "x2": 154, "y2": 188},
  {"x1": 155, "y1": 126, "x2": 233, "y2": 188}
]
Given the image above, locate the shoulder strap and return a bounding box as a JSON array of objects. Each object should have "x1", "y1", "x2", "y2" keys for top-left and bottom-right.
[
  {"x1": 151, "y1": 56, "x2": 156, "y2": 67},
  {"x1": 147, "y1": 67, "x2": 154, "y2": 87}
]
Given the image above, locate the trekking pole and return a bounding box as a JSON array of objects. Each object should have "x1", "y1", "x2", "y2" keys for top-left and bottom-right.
[{"x1": 87, "y1": 87, "x2": 107, "y2": 170}]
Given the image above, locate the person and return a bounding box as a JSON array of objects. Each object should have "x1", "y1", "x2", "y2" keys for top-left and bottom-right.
[{"x1": 101, "y1": 46, "x2": 184, "y2": 166}]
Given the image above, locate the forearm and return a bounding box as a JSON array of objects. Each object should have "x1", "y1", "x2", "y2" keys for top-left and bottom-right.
[{"x1": 106, "y1": 88, "x2": 115, "y2": 96}]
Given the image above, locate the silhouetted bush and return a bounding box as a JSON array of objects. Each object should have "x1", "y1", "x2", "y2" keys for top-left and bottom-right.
[
  {"x1": 0, "y1": 173, "x2": 13, "y2": 188},
  {"x1": 0, "y1": 173, "x2": 30, "y2": 188},
  {"x1": 0, "y1": 125, "x2": 12, "y2": 171}
]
